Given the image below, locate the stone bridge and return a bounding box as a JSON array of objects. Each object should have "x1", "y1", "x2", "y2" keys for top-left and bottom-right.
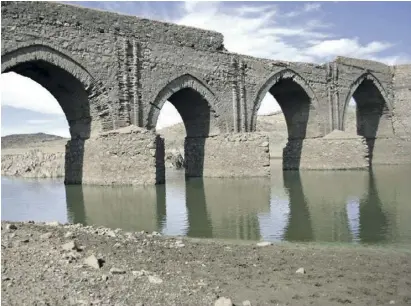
[{"x1": 2, "y1": 2, "x2": 411, "y2": 185}]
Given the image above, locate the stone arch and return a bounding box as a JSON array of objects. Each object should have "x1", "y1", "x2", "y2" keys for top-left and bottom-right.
[
  {"x1": 146, "y1": 73, "x2": 222, "y2": 137},
  {"x1": 1, "y1": 42, "x2": 109, "y2": 138},
  {"x1": 250, "y1": 68, "x2": 321, "y2": 139},
  {"x1": 341, "y1": 72, "x2": 395, "y2": 164},
  {"x1": 341, "y1": 72, "x2": 393, "y2": 131}
]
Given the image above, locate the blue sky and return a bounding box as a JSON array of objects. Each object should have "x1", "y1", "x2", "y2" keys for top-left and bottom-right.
[{"x1": 2, "y1": 1, "x2": 410, "y2": 137}]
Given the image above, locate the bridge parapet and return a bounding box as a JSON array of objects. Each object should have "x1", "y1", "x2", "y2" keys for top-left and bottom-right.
[{"x1": 1, "y1": 1, "x2": 224, "y2": 52}]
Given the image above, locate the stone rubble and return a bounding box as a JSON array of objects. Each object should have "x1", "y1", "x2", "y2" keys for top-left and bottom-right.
[{"x1": 2, "y1": 221, "x2": 411, "y2": 306}]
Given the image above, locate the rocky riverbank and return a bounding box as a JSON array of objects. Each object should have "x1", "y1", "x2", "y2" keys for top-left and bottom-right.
[
  {"x1": 1, "y1": 150, "x2": 65, "y2": 178},
  {"x1": 2, "y1": 221, "x2": 411, "y2": 306}
]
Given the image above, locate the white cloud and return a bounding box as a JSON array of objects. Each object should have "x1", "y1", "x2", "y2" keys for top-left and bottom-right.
[
  {"x1": 305, "y1": 38, "x2": 394, "y2": 62},
  {"x1": 27, "y1": 119, "x2": 55, "y2": 125},
  {"x1": 303, "y1": 3, "x2": 322, "y2": 12},
  {"x1": 284, "y1": 2, "x2": 322, "y2": 18},
  {"x1": 1, "y1": 72, "x2": 64, "y2": 115},
  {"x1": 156, "y1": 102, "x2": 182, "y2": 130}
]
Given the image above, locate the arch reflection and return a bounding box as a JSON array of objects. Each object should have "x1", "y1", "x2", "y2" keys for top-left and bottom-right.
[
  {"x1": 185, "y1": 176, "x2": 271, "y2": 240},
  {"x1": 283, "y1": 171, "x2": 313, "y2": 242},
  {"x1": 65, "y1": 184, "x2": 166, "y2": 232}
]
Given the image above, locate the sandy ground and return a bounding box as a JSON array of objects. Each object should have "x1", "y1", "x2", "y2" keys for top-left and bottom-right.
[{"x1": 2, "y1": 221, "x2": 411, "y2": 306}]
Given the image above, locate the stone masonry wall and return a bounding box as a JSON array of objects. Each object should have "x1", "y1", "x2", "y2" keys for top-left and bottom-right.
[
  {"x1": 233, "y1": 55, "x2": 329, "y2": 137},
  {"x1": 333, "y1": 57, "x2": 394, "y2": 134},
  {"x1": 283, "y1": 131, "x2": 370, "y2": 170},
  {"x1": 392, "y1": 64, "x2": 411, "y2": 137},
  {"x1": 184, "y1": 133, "x2": 270, "y2": 177},
  {"x1": 371, "y1": 138, "x2": 411, "y2": 165},
  {"x1": 65, "y1": 126, "x2": 165, "y2": 185},
  {"x1": 1, "y1": 1, "x2": 229, "y2": 135}
]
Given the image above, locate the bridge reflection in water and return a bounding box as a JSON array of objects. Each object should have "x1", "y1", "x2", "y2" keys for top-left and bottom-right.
[{"x1": 65, "y1": 165, "x2": 411, "y2": 246}]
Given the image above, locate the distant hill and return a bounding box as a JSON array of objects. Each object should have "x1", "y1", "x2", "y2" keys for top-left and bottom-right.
[{"x1": 1, "y1": 133, "x2": 68, "y2": 150}]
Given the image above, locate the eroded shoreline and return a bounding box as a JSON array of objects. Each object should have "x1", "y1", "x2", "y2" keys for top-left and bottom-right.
[{"x1": 2, "y1": 221, "x2": 411, "y2": 306}]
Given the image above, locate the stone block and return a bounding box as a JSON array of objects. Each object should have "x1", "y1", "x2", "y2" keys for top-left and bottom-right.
[
  {"x1": 65, "y1": 127, "x2": 165, "y2": 185},
  {"x1": 184, "y1": 133, "x2": 270, "y2": 177}
]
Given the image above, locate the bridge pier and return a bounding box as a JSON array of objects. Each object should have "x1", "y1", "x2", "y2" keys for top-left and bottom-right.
[
  {"x1": 283, "y1": 135, "x2": 370, "y2": 170},
  {"x1": 64, "y1": 130, "x2": 270, "y2": 185},
  {"x1": 64, "y1": 127, "x2": 165, "y2": 185},
  {"x1": 184, "y1": 133, "x2": 270, "y2": 178}
]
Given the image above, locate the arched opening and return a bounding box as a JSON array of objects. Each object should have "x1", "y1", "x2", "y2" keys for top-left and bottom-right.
[
  {"x1": 342, "y1": 75, "x2": 394, "y2": 164},
  {"x1": 1, "y1": 45, "x2": 95, "y2": 183},
  {"x1": 147, "y1": 74, "x2": 221, "y2": 178},
  {"x1": 255, "y1": 93, "x2": 286, "y2": 168},
  {"x1": 251, "y1": 70, "x2": 321, "y2": 170},
  {"x1": 155, "y1": 101, "x2": 185, "y2": 173},
  {"x1": 1, "y1": 72, "x2": 69, "y2": 137}
]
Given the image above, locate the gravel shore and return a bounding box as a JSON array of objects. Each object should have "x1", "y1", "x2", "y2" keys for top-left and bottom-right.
[{"x1": 2, "y1": 221, "x2": 411, "y2": 306}]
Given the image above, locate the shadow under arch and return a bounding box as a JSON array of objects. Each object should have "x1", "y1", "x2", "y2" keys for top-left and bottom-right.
[
  {"x1": 341, "y1": 72, "x2": 394, "y2": 165},
  {"x1": 282, "y1": 171, "x2": 314, "y2": 242},
  {"x1": 146, "y1": 73, "x2": 223, "y2": 178},
  {"x1": 358, "y1": 169, "x2": 388, "y2": 243},
  {"x1": 1, "y1": 43, "x2": 102, "y2": 184},
  {"x1": 250, "y1": 69, "x2": 322, "y2": 170}
]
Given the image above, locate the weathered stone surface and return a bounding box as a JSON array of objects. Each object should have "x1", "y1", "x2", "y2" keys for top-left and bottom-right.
[
  {"x1": 65, "y1": 130, "x2": 165, "y2": 185},
  {"x1": 1, "y1": 150, "x2": 64, "y2": 178},
  {"x1": 5, "y1": 224, "x2": 17, "y2": 230},
  {"x1": 2, "y1": 221, "x2": 411, "y2": 305},
  {"x1": 214, "y1": 297, "x2": 233, "y2": 306},
  {"x1": 283, "y1": 136, "x2": 370, "y2": 170},
  {"x1": 84, "y1": 255, "x2": 101, "y2": 269},
  {"x1": 184, "y1": 133, "x2": 271, "y2": 177},
  {"x1": 256, "y1": 241, "x2": 272, "y2": 247},
  {"x1": 61, "y1": 241, "x2": 79, "y2": 252},
  {"x1": 1, "y1": 1, "x2": 410, "y2": 185}
]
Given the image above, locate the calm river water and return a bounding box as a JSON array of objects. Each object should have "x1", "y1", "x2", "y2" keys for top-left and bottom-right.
[{"x1": 2, "y1": 165, "x2": 411, "y2": 248}]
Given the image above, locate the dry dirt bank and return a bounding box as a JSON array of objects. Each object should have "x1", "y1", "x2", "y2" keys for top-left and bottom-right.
[{"x1": 2, "y1": 221, "x2": 410, "y2": 306}]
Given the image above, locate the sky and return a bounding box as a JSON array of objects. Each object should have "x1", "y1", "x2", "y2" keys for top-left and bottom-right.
[{"x1": 1, "y1": 1, "x2": 411, "y2": 137}]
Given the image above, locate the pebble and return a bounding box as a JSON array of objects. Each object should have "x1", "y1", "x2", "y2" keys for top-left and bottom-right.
[
  {"x1": 132, "y1": 270, "x2": 149, "y2": 277},
  {"x1": 46, "y1": 221, "x2": 60, "y2": 226},
  {"x1": 106, "y1": 230, "x2": 116, "y2": 237},
  {"x1": 256, "y1": 241, "x2": 272, "y2": 247},
  {"x1": 110, "y1": 267, "x2": 126, "y2": 275},
  {"x1": 113, "y1": 242, "x2": 122, "y2": 248},
  {"x1": 101, "y1": 274, "x2": 109, "y2": 281},
  {"x1": 296, "y1": 267, "x2": 306, "y2": 274},
  {"x1": 242, "y1": 300, "x2": 252, "y2": 306},
  {"x1": 84, "y1": 255, "x2": 101, "y2": 269},
  {"x1": 389, "y1": 301, "x2": 395, "y2": 305},
  {"x1": 175, "y1": 240, "x2": 185, "y2": 248},
  {"x1": 214, "y1": 297, "x2": 233, "y2": 306},
  {"x1": 40, "y1": 232, "x2": 53, "y2": 240},
  {"x1": 148, "y1": 275, "x2": 163, "y2": 284},
  {"x1": 62, "y1": 240, "x2": 80, "y2": 251},
  {"x1": 6, "y1": 224, "x2": 17, "y2": 230},
  {"x1": 64, "y1": 231, "x2": 75, "y2": 239}
]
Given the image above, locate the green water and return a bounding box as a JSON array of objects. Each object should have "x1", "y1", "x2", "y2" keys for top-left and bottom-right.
[{"x1": 2, "y1": 165, "x2": 411, "y2": 247}]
